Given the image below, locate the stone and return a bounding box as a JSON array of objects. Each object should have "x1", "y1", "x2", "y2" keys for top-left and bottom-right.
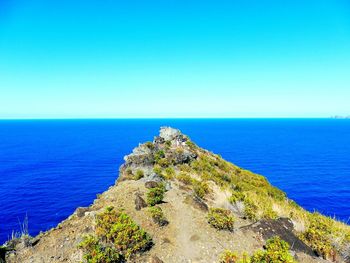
[
  {"x1": 144, "y1": 173, "x2": 164, "y2": 183},
  {"x1": 145, "y1": 181, "x2": 160, "y2": 189},
  {"x1": 184, "y1": 195, "x2": 208, "y2": 212},
  {"x1": 135, "y1": 193, "x2": 147, "y2": 210},
  {"x1": 75, "y1": 207, "x2": 89, "y2": 218},
  {"x1": 250, "y1": 218, "x2": 315, "y2": 256},
  {"x1": 165, "y1": 181, "x2": 172, "y2": 191},
  {"x1": 168, "y1": 149, "x2": 197, "y2": 164},
  {"x1": 153, "y1": 136, "x2": 165, "y2": 145},
  {"x1": 159, "y1": 127, "x2": 181, "y2": 141}
]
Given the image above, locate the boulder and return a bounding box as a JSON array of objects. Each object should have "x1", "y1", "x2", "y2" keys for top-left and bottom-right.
[
  {"x1": 167, "y1": 149, "x2": 197, "y2": 164},
  {"x1": 75, "y1": 207, "x2": 89, "y2": 218},
  {"x1": 250, "y1": 218, "x2": 315, "y2": 256},
  {"x1": 135, "y1": 193, "x2": 147, "y2": 210},
  {"x1": 144, "y1": 173, "x2": 164, "y2": 183},
  {"x1": 184, "y1": 195, "x2": 208, "y2": 212},
  {"x1": 145, "y1": 181, "x2": 160, "y2": 189},
  {"x1": 159, "y1": 127, "x2": 181, "y2": 141}
]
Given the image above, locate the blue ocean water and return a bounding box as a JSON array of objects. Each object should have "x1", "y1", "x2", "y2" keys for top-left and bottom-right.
[{"x1": 0, "y1": 119, "x2": 350, "y2": 243}]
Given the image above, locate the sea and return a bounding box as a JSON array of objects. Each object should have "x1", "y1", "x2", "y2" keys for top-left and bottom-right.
[{"x1": 0, "y1": 119, "x2": 349, "y2": 243}]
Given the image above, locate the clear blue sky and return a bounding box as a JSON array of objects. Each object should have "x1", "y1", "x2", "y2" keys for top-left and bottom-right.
[{"x1": 0, "y1": 0, "x2": 349, "y2": 118}]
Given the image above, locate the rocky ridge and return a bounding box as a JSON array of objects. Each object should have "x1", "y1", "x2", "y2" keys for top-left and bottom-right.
[{"x1": 3, "y1": 127, "x2": 350, "y2": 263}]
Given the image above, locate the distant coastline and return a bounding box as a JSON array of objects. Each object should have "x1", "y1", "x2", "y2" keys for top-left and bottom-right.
[{"x1": 331, "y1": 115, "x2": 350, "y2": 119}]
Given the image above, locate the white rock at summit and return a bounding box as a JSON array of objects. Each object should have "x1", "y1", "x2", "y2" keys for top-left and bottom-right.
[{"x1": 159, "y1": 126, "x2": 181, "y2": 141}]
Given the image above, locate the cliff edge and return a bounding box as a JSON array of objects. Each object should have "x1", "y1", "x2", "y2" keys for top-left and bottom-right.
[{"x1": 3, "y1": 127, "x2": 350, "y2": 263}]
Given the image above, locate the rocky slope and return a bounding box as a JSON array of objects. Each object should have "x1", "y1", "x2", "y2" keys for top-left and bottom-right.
[{"x1": 3, "y1": 127, "x2": 350, "y2": 263}]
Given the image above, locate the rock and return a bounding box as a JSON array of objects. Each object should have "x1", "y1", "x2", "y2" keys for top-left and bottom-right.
[
  {"x1": 167, "y1": 149, "x2": 197, "y2": 164},
  {"x1": 75, "y1": 207, "x2": 89, "y2": 218},
  {"x1": 148, "y1": 255, "x2": 164, "y2": 263},
  {"x1": 123, "y1": 152, "x2": 154, "y2": 167},
  {"x1": 135, "y1": 193, "x2": 147, "y2": 210},
  {"x1": 84, "y1": 211, "x2": 97, "y2": 218},
  {"x1": 132, "y1": 143, "x2": 153, "y2": 155},
  {"x1": 341, "y1": 244, "x2": 350, "y2": 263},
  {"x1": 152, "y1": 216, "x2": 169, "y2": 227},
  {"x1": 153, "y1": 136, "x2": 165, "y2": 145},
  {"x1": 165, "y1": 181, "x2": 172, "y2": 191},
  {"x1": 122, "y1": 143, "x2": 155, "y2": 169},
  {"x1": 144, "y1": 173, "x2": 164, "y2": 183},
  {"x1": 159, "y1": 127, "x2": 181, "y2": 141},
  {"x1": 184, "y1": 195, "x2": 208, "y2": 212},
  {"x1": 145, "y1": 181, "x2": 160, "y2": 189},
  {"x1": 250, "y1": 218, "x2": 315, "y2": 256}
]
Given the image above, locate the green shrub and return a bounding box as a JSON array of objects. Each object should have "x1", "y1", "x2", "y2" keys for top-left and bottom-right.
[
  {"x1": 250, "y1": 236, "x2": 295, "y2": 263},
  {"x1": 229, "y1": 191, "x2": 246, "y2": 203},
  {"x1": 178, "y1": 164, "x2": 191, "y2": 172},
  {"x1": 153, "y1": 164, "x2": 162, "y2": 175},
  {"x1": 134, "y1": 169, "x2": 144, "y2": 180},
  {"x1": 186, "y1": 140, "x2": 196, "y2": 149},
  {"x1": 148, "y1": 206, "x2": 168, "y2": 226},
  {"x1": 94, "y1": 206, "x2": 152, "y2": 258},
  {"x1": 262, "y1": 206, "x2": 278, "y2": 219},
  {"x1": 300, "y1": 213, "x2": 335, "y2": 259},
  {"x1": 219, "y1": 250, "x2": 250, "y2": 263},
  {"x1": 193, "y1": 180, "x2": 209, "y2": 199},
  {"x1": 146, "y1": 186, "x2": 165, "y2": 206},
  {"x1": 219, "y1": 237, "x2": 295, "y2": 263},
  {"x1": 207, "y1": 208, "x2": 235, "y2": 231},
  {"x1": 157, "y1": 158, "x2": 170, "y2": 167},
  {"x1": 78, "y1": 235, "x2": 122, "y2": 263},
  {"x1": 177, "y1": 172, "x2": 192, "y2": 185},
  {"x1": 242, "y1": 199, "x2": 258, "y2": 221},
  {"x1": 144, "y1": 141, "x2": 155, "y2": 150},
  {"x1": 229, "y1": 192, "x2": 257, "y2": 220},
  {"x1": 154, "y1": 150, "x2": 165, "y2": 162},
  {"x1": 124, "y1": 168, "x2": 133, "y2": 179},
  {"x1": 219, "y1": 250, "x2": 238, "y2": 263},
  {"x1": 164, "y1": 167, "x2": 175, "y2": 179}
]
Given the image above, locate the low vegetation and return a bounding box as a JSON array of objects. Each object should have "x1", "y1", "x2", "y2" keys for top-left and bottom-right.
[
  {"x1": 148, "y1": 206, "x2": 168, "y2": 226},
  {"x1": 153, "y1": 164, "x2": 162, "y2": 175},
  {"x1": 144, "y1": 141, "x2": 155, "y2": 150},
  {"x1": 192, "y1": 180, "x2": 210, "y2": 199},
  {"x1": 207, "y1": 208, "x2": 235, "y2": 231},
  {"x1": 250, "y1": 236, "x2": 295, "y2": 263},
  {"x1": 134, "y1": 169, "x2": 144, "y2": 180},
  {"x1": 220, "y1": 250, "x2": 250, "y2": 263},
  {"x1": 79, "y1": 206, "x2": 152, "y2": 261},
  {"x1": 154, "y1": 150, "x2": 165, "y2": 163},
  {"x1": 176, "y1": 172, "x2": 192, "y2": 185},
  {"x1": 220, "y1": 236, "x2": 296, "y2": 263},
  {"x1": 78, "y1": 235, "x2": 122, "y2": 263},
  {"x1": 299, "y1": 212, "x2": 336, "y2": 259},
  {"x1": 163, "y1": 167, "x2": 175, "y2": 180},
  {"x1": 146, "y1": 184, "x2": 165, "y2": 206}
]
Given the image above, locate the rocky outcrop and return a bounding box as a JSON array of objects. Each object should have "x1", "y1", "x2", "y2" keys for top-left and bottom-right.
[
  {"x1": 119, "y1": 127, "x2": 197, "y2": 180},
  {"x1": 250, "y1": 218, "x2": 315, "y2": 256}
]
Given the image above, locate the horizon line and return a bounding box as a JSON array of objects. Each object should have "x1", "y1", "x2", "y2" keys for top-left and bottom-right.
[{"x1": 0, "y1": 116, "x2": 339, "y2": 120}]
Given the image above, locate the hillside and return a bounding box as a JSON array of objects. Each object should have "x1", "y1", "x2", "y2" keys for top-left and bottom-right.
[{"x1": 3, "y1": 127, "x2": 350, "y2": 263}]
